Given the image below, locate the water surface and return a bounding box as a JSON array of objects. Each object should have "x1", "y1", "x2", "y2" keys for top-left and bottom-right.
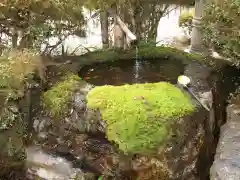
[{"x1": 79, "y1": 58, "x2": 185, "y2": 86}]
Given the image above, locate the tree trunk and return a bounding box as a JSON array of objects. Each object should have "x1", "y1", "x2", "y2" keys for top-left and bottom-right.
[
  {"x1": 114, "y1": 20, "x2": 124, "y2": 49},
  {"x1": 126, "y1": 2, "x2": 169, "y2": 44},
  {"x1": 12, "y1": 29, "x2": 18, "y2": 48},
  {"x1": 100, "y1": 11, "x2": 109, "y2": 48},
  {"x1": 18, "y1": 33, "x2": 33, "y2": 49},
  {"x1": 108, "y1": 8, "x2": 137, "y2": 47},
  {"x1": 111, "y1": 4, "x2": 124, "y2": 50}
]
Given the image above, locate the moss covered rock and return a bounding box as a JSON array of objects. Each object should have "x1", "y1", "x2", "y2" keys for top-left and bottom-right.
[
  {"x1": 40, "y1": 46, "x2": 218, "y2": 179},
  {"x1": 86, "y1": 81, "x2": 212, "y2": 179},
  {"x1": 42, "y1": 74, "x2": 102, "y2": 133},
  {"x1": 43, "y1": 74, "x2": 83, "y2": 117},
  {"x1": 87, "y1": 82, "x2": 195, "y2": 154}
]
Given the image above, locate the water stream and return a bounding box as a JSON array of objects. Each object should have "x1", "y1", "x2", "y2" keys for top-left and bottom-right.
[{"x1": 134, "y1": 47, "x2": 141, "y2": 83}]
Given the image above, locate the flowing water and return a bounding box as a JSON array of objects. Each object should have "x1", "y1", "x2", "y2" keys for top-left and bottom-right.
[
  {"x1": 26, "y1": 147, "x2": 81, "y2": 180},
  {"x1": 134, "y1": 47, "x2": 140, "y2": 83}
]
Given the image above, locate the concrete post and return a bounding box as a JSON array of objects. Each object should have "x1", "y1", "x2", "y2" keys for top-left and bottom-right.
[{"x1": 189, "y1": 0, "x2": 210, "y2": 55}]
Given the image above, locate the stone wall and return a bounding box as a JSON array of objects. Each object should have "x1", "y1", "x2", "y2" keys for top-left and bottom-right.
[{"x1": 210, "y1": 104, "x2": 240, "y2": 180}]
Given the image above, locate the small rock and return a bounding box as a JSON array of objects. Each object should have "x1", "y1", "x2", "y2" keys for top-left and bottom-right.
[
  {"x1": 73, "y1": 92, "x2": 86, "y2": 110},
  {"x1": 75, "y1": 134, "x2": 88, "y2": 144},
  {"x1": 34, "y1": 117, "x2": 52, "y2": 132},
  {"x1": 199, "y1": 91, "x2": 213, "y2": 108},
  {"x1": 38, "y1": 132, "x2": 48, "y2": 140},
  {"x1": 56, "y1": 145, "x2": 69, "y2": 155}
]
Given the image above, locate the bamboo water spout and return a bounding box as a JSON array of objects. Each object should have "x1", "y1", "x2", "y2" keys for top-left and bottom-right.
[{"x1": 108, "y1": 9, "x2": 137, "y2": 45}]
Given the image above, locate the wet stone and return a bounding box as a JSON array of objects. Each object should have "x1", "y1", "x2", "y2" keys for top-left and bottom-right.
[
  {"x1": 26, "y1": 146, "x2": 92, "y2": 180},
  {"x1": 73, "y1": 92, "x2": 86, "y2": 110},
  {"x1": 211, "y1": 104, "x2": 240, "y2": 180},
  {"x1": 33, "y1": 117, "x2": 52, "y2": 133}
]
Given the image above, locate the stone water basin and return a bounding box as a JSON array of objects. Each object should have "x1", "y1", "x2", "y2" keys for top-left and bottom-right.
[
  {"x1": 78, "y1": 58, "x2": 185, "y2": 86},
  {"x1": 78, "y1": 57, "x2": 215, "y2": 179}
]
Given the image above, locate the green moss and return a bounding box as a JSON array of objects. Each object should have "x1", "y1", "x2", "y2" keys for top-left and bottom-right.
[
  {"x1": 79, "y1": 49, "x2": 121, "y2": 65},
  {"x1": 79, "y1": 46, "x2": 216, "y2": 67},
  {"x1": 43, "y1": 74, "x2": 81, "y2": 117},
  {"x1": 87, "y1": 82, "x2": 195, "y2": 154},
  {"x1": 137, "y1": 46, "x2": 203, "y2": 62},
  {"x1": 82, "y1": 46, "x2": 231, "y2": 71}
]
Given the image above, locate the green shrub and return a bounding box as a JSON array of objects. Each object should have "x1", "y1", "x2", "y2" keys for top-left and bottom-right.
[
  {"x1": 43, "y1": 74, "x2": 82, "y2": 117},
  {"x1": 0, "y1": 49, "x2": 45, "y2": 129},
  {"x1": 137, "y1": 46, "x2": 203, "y2": 61},
  {"x1": 0, "y1": 49, "x2": 45, "y2": 100},
  {"x1": 87, "y1": 82, "x2": 195, "y2": 154},
  {"x1": 202, "y1": 0, "x2": 240, "y2": 65}
]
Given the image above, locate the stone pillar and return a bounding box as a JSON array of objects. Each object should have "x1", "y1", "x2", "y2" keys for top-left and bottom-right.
[{"x1": 189, "y1": 0, "x2": 210, "y2": 55}]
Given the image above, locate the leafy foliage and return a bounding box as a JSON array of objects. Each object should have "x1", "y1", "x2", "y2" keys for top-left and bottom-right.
[
  {"x1": 86, "y1": 0, "x2": 171, "y2": 42},
  {"x1": 84, "y1": 0, "x2": 119, "y2": 9},
  {"x1": 85, "y1": 0, "x2": 194, "y2": 9},
  {"x1": 0, "y1": 49, "x2": 45, "y2": 100},
  {"x1": 0, "y1": 107, "x2": 26, "y2": 178},
  {"x1": 0, "y1": 111, "x2": 26, "y2": 157},
  {"x1": 0, "y1": 49, "x2": 45, "y2": 131},
  {"x1": 202, "y1": 0, "x2": 240, "y2": 65},
  {"x1": 43, "y1": 74, "x2": 82, "y2": 117},
  {"x1": 0, "y1": 0, "x2": 84, "y2": 20},
  {"x1": 0, "y1": 0, "x2": 85, "y2": 51},
  {"x1": 87, "y1": 82, "x2": 195, "y2": 154}
]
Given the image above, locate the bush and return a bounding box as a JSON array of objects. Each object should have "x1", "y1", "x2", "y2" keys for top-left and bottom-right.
[
  {"x1": 0, "y1": 49, "x2": 45, "y2": 100},
  {"x1": 179, "y1": 8, "x2": 194, "y2": 36},
  {"x1": 87, "y1": 82, "x2": 195, "y2": 154},
  {"x1": 202, "y1": 0, "x2": 240, "y2": 65}
]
